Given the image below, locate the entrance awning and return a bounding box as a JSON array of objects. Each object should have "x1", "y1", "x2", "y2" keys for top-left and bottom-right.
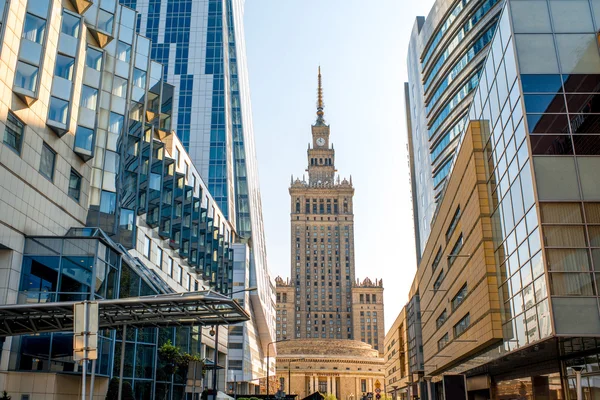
[{"x1": 0, "y1": 290, "x2": 249, "y2": 336}]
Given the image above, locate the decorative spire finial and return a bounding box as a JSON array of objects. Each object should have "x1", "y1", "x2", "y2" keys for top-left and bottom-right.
[{"x1": 316, "y1": 66, "x2": 325, "y2": 124}]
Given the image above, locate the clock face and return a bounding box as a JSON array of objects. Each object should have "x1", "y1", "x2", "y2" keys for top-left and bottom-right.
[{"x1": 316, "y1": 137, "x2": 326, "y2": 147}]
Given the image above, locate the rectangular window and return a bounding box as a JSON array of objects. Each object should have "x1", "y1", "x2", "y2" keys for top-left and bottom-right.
[
  {"x1": 176, "y1": 265, "x2": 183, "y2": 284},
  {"x1": 14, "y1": 61, "x2": 38, "y2": 92},
  {"x1": 453, "y1": 313, "x2": 470, "y2": 337},
  {"x1": 446, "y1": 206, "x2": 461, "y2": 242},
  {"x1": 61, "y1": 11, "x2": 80, "y2": 38},
  {"x1": 436, "y1": 309, "x2": 447, "y2": 329},
  {"x1": 22, "y1": 13, "x2": 46, "y2": 43},
  {"x1": 452, "y1": 284, "x2": 468, "y2": 311},
  {"x1": 3, "y1": 111, "x2": 24, "y2": 153},
  {"x1": 80, "y1": 85, "x2": 98, "y2": 110},
  {"x1": 48, "y1": 96, "x2": 69, "y2": 124},
  {"x1": 438, "y1": 333, "x2": 449, "y2": 351},
  {"x1": 448, "y1": 234, "x2": 464, "y2": 265},
  {"x1": 433, "y1": 270, "x2": 445, "y2": 291},
  {"x1": 39, "y1": 142, "x2": 56, "y2": 181},
  {"x1": 85, "y1": 47, "x2": 102, "y2": 70},
  {"x1": 143, "y1": 236, "x2": 151, "y2": 258},
  {"x1": 74, "y1": 125, "x2": 94, "y2": 153},
  {"x1": 68, "y1": 168, "x2": 81, "y2": 201},
  {"x1": 432, "y1": 247, "x2": 443, "y2": 272},
  {"x1": 166, "y1": 256, "x2": 173, "y2": 276},
  {"x1": 157, "y1": 246, "x2": 163, "y2": 268},
  {"x1": 54, "y1": 54, "x2": 75, "y2": 80},
  {"x1": 116, "y1": 41, "x2": 131, "y2": 62}
]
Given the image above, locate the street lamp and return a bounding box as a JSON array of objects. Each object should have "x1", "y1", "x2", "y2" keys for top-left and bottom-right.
[
  {"x1": 287, "y1": 358, "x2": 305, "y2": 395},
  {"x1": 267, "y1": 339, "x2": 289, "y2": 399},
  {"x1": 212, "y1": 287, "x2": 257, "y2": 397}
]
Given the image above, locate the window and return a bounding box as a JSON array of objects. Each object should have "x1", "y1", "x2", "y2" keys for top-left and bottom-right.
[
  {"x1": 133, "y1": 68, "x2": 146, "y2": 88},
  {"x1": 22, "y1": 13, "x2": 46, "y2": 43},
  {"x1": 432, "y1": 247, "x2": 443, "y2": 271},
  {"x1": 80, "y1": 86, "x2": 98, "y2": 110},
  {"x1": 436, "y1": 309, "x2": 447, "y2": 329},
  {"x1": 116, "y1": 41, "x2": 131, "y2": 62},
  {"x1": 176, "y1": 265, "x2": 183, "y2": 284},
  {"x1": 74, "y1": 126, "x2": 94, "y2": 152},
  {"x1": 85, "y1": 47, "x2": 103, "y2": 70},
  {"x1": 54, "y1": 54, "x2": 75, "y2": 80},
  {"x1": 39, "y1": 142, "x2": 56, "y2": 181},
  {"x1": 3, "y1": 111, "x2": 24, "y2": 153},
  {"x1": 48, "y1": 97, "x2": 68, "y2": 124},
  {"x1": 446, "y1": 207, "x2": 461, "y2": 242},
  {"x1": 452, "y1": 284, "x2": 468, "y2": 311},
  {"x1": 14, "y1": 61, "x2": 38, "y2": 92},
  {"x1": 143, "y1": 236, "x2": 151, "y2": 258},
  {"x1": 433, "y1": 270, "x2": 445, "y2": 291},
  {"x1": 68, "y1": 168, "x2": 81, "y2": 201},
  {"x1": 157, "y1": 247, "x2": 163, "y2": 268},
  {"x1": 61, "y1": 11, "x2": 80, "y2": 37},
  {"x1": 438, "y1": 333, "x2": 449, "y2": 351},
  {"x1": 448, "y1": 234, "x2": 464, "y2": 265},
  {"x1": 166, "y1": 257, "x2": 173, "y2": 276},
  {"x1": 97, "y1": 9, "x2": 113, "y2": 33},
  {"x1": 454, "y1": 313, "x2": 470, "y2": 337}
]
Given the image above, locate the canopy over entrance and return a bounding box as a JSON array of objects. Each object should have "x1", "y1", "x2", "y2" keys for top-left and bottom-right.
[{"x1": 0, "y1": 290, "x2": 249, "y2": 336}]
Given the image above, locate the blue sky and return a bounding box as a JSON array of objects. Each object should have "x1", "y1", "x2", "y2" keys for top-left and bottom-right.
[{"x1": 244, "y1": 0, "x2": 435, "y2": 331}]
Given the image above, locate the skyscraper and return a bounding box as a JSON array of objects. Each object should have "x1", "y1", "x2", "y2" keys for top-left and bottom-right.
[
  {"x1": 278, "y1": 69, "x2": 384, "y2": 352},
  {"x1": 130, "y1": 0, "x2": 275, "y2": 391},
  {"x1": 406, "y1": 0, "x2": 504, "y2": 258}
]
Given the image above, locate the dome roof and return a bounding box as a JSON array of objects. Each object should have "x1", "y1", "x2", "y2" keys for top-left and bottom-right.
[{"x1": 276, "y1": 339, "x2": 380, "y2": 359}]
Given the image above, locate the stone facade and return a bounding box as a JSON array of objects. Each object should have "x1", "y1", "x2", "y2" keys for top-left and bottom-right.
[
  {"x1": 383, "y1": 307, "x2": 410, "y2": 400},
  {"x1": 275, "y1": 339, "x2": 385, "y2": 400},
  {"x1": 276, "y1": 69, "x2": 384, "y2": 354}
]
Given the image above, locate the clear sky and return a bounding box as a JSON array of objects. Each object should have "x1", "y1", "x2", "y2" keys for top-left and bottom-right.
[{"x1": 244, "y1": 0, "x2": 435, "y2": 332}]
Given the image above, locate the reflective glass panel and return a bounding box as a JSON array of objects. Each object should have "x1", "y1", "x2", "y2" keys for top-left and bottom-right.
[
  {"x1": 48, "y1": 96, "x2": 68, "y2": 124},
  {"x1": 14, "y1": 61, "x2": 38, "y2": 91}
]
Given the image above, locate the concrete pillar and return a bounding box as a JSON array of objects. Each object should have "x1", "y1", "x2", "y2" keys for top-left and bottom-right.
[
  {"x1": 327, "y1": 377, "x2": 332, "y2": 394},
  {"x1": 356, "y1": 378, "x2": 360, "y2": 397},
  {"x1": 369, "y1": 379, "x2": 373, "y2": 393},
  {"x1": 332, "y1": 377, "x2": 337, "y2": 398},
  {"x1": 312, "y1": 374, "x2": 317, "y2": 393}
]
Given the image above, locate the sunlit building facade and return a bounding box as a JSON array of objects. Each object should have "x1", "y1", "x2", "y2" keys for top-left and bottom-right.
[
  {"x1": 406, "y1": 0, "x2": 504, "y2": 257},
  {"x1": 399, "y1": 0, "x2": 600, "y2": 398},
  {"x1": 0, "y1": 0, "x2": 240, "y2": 396}
]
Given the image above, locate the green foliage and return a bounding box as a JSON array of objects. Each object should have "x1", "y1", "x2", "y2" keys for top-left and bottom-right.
[
  {"x1": 0, "y1": 391, "x2": 11, "y2": 400},
  {"x1": 158, "y1": 340, "x2": 204, "y2": 378},
  {"x1": 248, "y1": 397, "x2": 261, "y2": 400},
  {"x1": 105, "y1": 378, "x2": 135, "y2": 400},
  {"x1": 324, "y1": 394, "x2": 337, "y2": 400}
]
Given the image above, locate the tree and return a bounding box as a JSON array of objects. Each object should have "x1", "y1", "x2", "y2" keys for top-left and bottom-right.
[
  {"x1": 0, "y1": 391, "x2": 11, "y2": 400},
  {"x1": 324, "y1": 394, "x2": 337, "y2": 400},
  {"x1": 158, "y1": 340, "x2": 204, "y2": 399},
  {"x1": 105, "y1": 378, "x2": 135, "y2": 400}
]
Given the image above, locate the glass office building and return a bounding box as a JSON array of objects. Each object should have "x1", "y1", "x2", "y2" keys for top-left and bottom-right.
[
  {"x1": 127, "y1": 0, "x2": 276, "y2": 390},
  {"x1": 0, "y1": 0, "x2": 240, "y2": 396},
  {"x1": 403, "y1": 0, "x2": 600, "y2": 398},
  {"x1": 406, "y1": 0, "x2": 505, "y2": 258}
]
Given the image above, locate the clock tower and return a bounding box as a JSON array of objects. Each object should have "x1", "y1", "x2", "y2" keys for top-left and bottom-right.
[{"x1": 307, "y1": 67, "x2": 336, "y2": 185}]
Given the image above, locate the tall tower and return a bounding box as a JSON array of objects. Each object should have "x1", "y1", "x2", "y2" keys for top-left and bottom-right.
[{"x1": 289, "y1": 68, "x2": 357, "y2": 340}]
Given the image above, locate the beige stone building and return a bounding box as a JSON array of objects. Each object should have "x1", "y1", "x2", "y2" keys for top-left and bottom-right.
[
  {"x1": 383, "y1": 307, "x2": 410, "y2": 400},
  {"x1": 275, "y1": 339, "x2": 385, "y2": 400},
  {"x1": 276, "y1": 68, "x2": 385, "y2": 356}
]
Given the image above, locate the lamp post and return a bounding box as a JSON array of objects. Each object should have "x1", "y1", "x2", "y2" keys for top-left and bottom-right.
[
  {"x1": 212, "y1": 287, "x2": 257, "y2": 397},
  {"x1": 267, "y1": 339, "x2": 289, "y2": 399},
  {"x1": 287, "y1": 358, "x2": 305, "y2": 395},
  {"x1": 571, "y1": 366, "x2": 585, "y2": 400}
]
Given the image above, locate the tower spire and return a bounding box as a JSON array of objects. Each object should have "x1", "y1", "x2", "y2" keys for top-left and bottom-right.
[{"x1": 316, "y1": 66, "x2": 325, "y2": 125}]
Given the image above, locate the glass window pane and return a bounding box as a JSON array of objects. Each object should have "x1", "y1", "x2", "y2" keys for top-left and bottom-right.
[
  {"x1": 521, "y1": 74, "x2": 563, "y2": 93},
  {"x1": 590, "y1": 227, "x2": 600, "y2": 248},
  {"x1": 112, "y1": 76, "x2": 127, "y2": 98},
  {"x1": 533, "y1": 156, "x2": 580, "y2": 200},
  {"x1": 515, "y1": 34, "x2": 559, "y2": 74},
  {"x1": 15, "y1": 61, "x2": 38, "y2": 91},
  {"x1": 80, "y1": 85, "x2": 98, "y2": 110},
  {"x1": 22, "y1": 13, "x2": 46, "y2": 44},
  {"x1": 97, "y1": 10, "x2": 114, "y2": 34},
  {"x1": 133, "y1": 68, "x2": 146, "y2": 88},
  {"x1": 547, "y1": 249, "x2": 591, "y2": 271},
  {"x1": 39, "y1": 143, "x2": 56, "y2": 180},
  {"x1": 69, "y1": 169, "x2": 81, "y2": 201},
  {"x1": 540, "y1": 203, "x2": 583, "y2": 223},
  {"x1": 511, "y1": 1, "x2": 551, "y2": 33},
  {"x1": 3, "y1": 112, "x2": 24, "y2": 153},
  {"x1": 524, "y1": 94, "x2": 566, "y2": 113},
  {"x1": 74, "y1": 126, "x2": 94, "y2": 152},
  {"x1": 86, "y1": 47, "x2": 103, "y2": 70},
  {"x1": 108, "y1": 112, "x2": 124, "y2": 134},
  {"x1": 529, "y1": 134, "x2": 573, "y2": 155},
  {"x1": 116, "y1": 41, "x2": 131, "y2": 62},
  {"x1": 61, "y1": 12, "x2": 80, "y2": 38},
  {"x1": 555, "y1": 34, "x2": 600, "y2": 74},
  {"x1": 48, "y1": 96, "x2": 68, "y2": 124},
  {"x1": 585, "y1": 203, "x2": 600, "y2": 223},
  {"x1": 549, "y1": 0, "x2": 594, "y2": 33},
  {"x1": 26, "y1": 0, "x2": 49, "y2": 18},
  {"x1": 577, "y1": 158, "x2": 600, "y2": 200},
  {"x1": 54, "y1": 54, "x2": 75, "y2": 80},
  {"x1": 543, "y1": 226, "x2": 587, "y2": 247},
  {"x1": 550, "y1": 273, "x2": 595, "y2": 295}
]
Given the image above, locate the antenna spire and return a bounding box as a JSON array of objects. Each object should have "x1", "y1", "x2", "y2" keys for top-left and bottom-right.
[{"x1": 316, "y1": 66, "x2": 325, "y2": 125}]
